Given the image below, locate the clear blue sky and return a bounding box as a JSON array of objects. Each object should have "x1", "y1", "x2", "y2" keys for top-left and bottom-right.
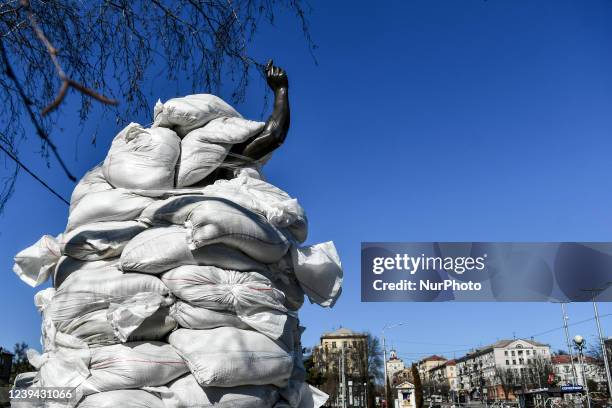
[{"x1": 1, "y1": 0, "x2": 612, "y2": 364}]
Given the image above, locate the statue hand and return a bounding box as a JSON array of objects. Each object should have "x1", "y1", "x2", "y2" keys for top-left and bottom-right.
[{"x1": 265, "y1": 59, "x2": 288, "y2": 90}]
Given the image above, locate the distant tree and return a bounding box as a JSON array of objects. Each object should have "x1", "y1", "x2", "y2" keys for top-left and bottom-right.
[
  {"x1": 0, "y1": 0, "x2": 315, "y2": 213},
  {"x1": 587, "y1": 379, "x2": 599, "y2": 394},
  {"x1": 525, "y1": 356, "x2": 555, "y2": 388},
  {"x1": 412, "y1": 364, "x2": 424, "y2": 408},
  {"x1": 495, "y1": 366, "x2": 518, "y2": 400},
  {"x1": 555, "y1": 349, "x2": 569, "y2": 356},
  {"x1": 304, "y1": 353, "x2": 326, "y2": 387},
  {"x1": 10, "y1": 342, "x2": 34, "y2": 384}
]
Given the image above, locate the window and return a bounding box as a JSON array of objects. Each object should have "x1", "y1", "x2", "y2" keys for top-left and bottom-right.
[
  {"x1": 513, "y1": 360, "x2": 516, "y2": 365},
  {"x1": 332, "y1": 342, "x2": 336, "y2": 348},
  {"x1": 518, "y1": 350, "x2": 523, "y2": 356},
  {"x1": 511, "y1": 351, "x2": 515, "y2": 356},
  {"x1": 519, "y1": 358, "x2": 524, "y2": 364},
  {"x1": 526, "y1": 350, "x2": 530, "y2": 355},
  {"x1": 504, "y1": 351, "x2": 508, "y2": 356},
  {"x1": 506, "y1": 360, "x2": 510, "y2": 365}
]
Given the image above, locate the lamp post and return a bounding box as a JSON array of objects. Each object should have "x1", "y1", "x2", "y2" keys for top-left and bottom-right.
[
  {"x1": 581, "y1": 284, "x2": 612, "y2": 402},
  {"x1": 382, "y1": 323, "x2": 406, "y2": 407},
  {"x1": 573, "y1": 335, "x2": 591, "y2": 408}
]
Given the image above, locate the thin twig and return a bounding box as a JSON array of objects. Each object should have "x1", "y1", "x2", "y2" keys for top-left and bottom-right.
[
  {"x1": 0, "y1": 36, "x2": 76, "y2": 181},
  {"x1": 20, "y1": 0, "x2": 118, "y2": 115}
]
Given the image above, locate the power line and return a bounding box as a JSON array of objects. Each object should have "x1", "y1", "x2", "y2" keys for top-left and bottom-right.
[{"x1": 0, "y1": 143, "x2": 70, "y2": 205}]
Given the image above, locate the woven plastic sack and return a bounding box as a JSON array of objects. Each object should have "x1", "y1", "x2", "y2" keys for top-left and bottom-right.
[
  {"x1": 67, "y1": 188, "x2": 154, "y2": 231},
  {"x1": 185, "y1": 198, "x2": 289, "y2": 263},
  {"x1": 153, "y1": 94, "x2": 241, "y2": 137},
  {"x1": 78, "y1": 390, "x2": 166, "y2": 408},
  {"x1": 69, "y1": 164, "x2": 113, "y2": 212},
  {"x1": 169, "y1": 327, "x2": 294, "y2": 387},
  {"x1": 291, "y1": 242, "x2": 343, "y2": 308},
  {"x1": 76, "y1": 341, "x2": 188, "y2": 396},
  {"x1": 103, "y1": 123, "x2": 181, "y2": 190},
  {"x1": 47, "y1": 266, "x2": 169, "y2": 326},
  {"x1": 13, "y1": 234, "x2": 61, "y2": 287},
  {"x1": 176, "y1": 117, "x2": 265, "y2": 187},
  {"x1": 170, "y1": 301, "x2": 251, "y2": 330},
  {"x1": 120, "y1": 225, "x2": 268, "y2": 274},
  {"x1": 60, "y1": 221, "x2": 147, "y2": 261},
  {"x1": 162, "y1": 374, "x2": 280, "y2": 408},
  {"x1": 61, "y1": 306, "x2": 176, "y2": 346},
  {"x1": 53, "y1": 257, "x2": 119, "y2": 289},
  {"x1": 162, "y1": 265, "x2": 288, "y2": 338}
]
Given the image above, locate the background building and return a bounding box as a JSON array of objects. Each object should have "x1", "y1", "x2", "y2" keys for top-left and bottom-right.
[
  {"x1": 455, "y1": 339, "x2": 551, "y2": 401},
  {"x1": 387, "y1": 349, "x2": 405, "y2": 383},
  {"x1": 552, "y1": 354, "x2": 607, "y2": 390},
  {"x1": 429, "y1": 359, "x2": 458, "y2": 398},
  {"x1": 312, "y1": 328, "x2": 369, "y2": 408},
  {"x1": 417, "y1": 355, "x2": 447, "y2": 382}
]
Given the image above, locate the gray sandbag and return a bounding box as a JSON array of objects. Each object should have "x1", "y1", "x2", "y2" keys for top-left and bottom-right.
[
  {"x1": 162, "y1": 374, "x2": 280, "y2": 408},
  {"x1": 78, "y1": 390, "x2": 166, "y2": 408},
  {"x1": 60, "y1": 221, "x2": 148, "y2": 261},
  {"x1": 153, "y1": 94, "x2": 241, "y2": 137},
  {"x1": 162, "y1": 265, "x2": 288, "y2": 338},
  {"x1": 53, "y1": 257, "x2": 119, "y2": 289},
  {"x1": 103, "y1": 123, "x2": 181, "y2": 190},
  {"x1": 13, "y1": 234, "x2": 62, "y2": 287},
  {"x1": 69, "y1": 164, "x2": 113, "y2": 212},
  {"x1": 176, "y1": 117, "x2": 265, "y2": 187},
  {"x1": 169, "y1": 327, "x2": 294, "y2": 387},
  {"x1": 61, "y1": 307, "x2": 176, "y2": 347},
  {"x1": 76, "y1": 341, "x2": 188, "y2": 396},
  {"x1": 185, "y1": 198, "x2": 290, "y2": 263},
  {"x1": 139, "y1": 174, "x2": 308, "y2": 243},
  {"x1": 170, "y1": 301, "x2": 251, "y2": 330},
  {"x1": 120, "y1": 225, "x2": 269, "y2": 274},
  {"x1": 47, "y1": 266, "x2": 169, "y2": 326},
  {"x1": 67, "y1": 188, "x2": 154, "y2": 231}
]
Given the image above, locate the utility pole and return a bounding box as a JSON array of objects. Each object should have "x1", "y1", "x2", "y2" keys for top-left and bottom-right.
[
  {"x1": 574, "y1": 335, "x2": 591, "y2": 408},
  {"x1": 580, "y1": 285, "x2": 612, "y2": 402},
  {"x1": 382, "y1": 323, "x2": 406, "y2": 407},
  {"x1": 560, "y1": 303, "x2": 579, "y2": 385},
  {"x1": 342, "y1": 345, "x2": 347, "y2": 408}
]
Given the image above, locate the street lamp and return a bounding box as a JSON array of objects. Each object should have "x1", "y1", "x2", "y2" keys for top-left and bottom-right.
[
  {"x1": 382, "y1": 323, "x2": 407, "y2": 407},
  {"x1": 573, "y1": 335, "x2": 591, "y2": 408},
  {"x1": 581, "y1": 283, "x2": 612, "y2": 402}
]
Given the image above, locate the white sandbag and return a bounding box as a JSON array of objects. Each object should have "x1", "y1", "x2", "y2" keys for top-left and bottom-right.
[
  {"x1": 47, "y1": 266, "x2": 169, "y2": 326},
  {"x1": 61, "y1": 306, "x2": 176, "y2": 347},
  {"x1": 60, "y1": 221, "x2": 147, "y2": 261},
  {"x1": 13, "y1": 235, "x2": 61, "y2": 287},
  {"x1": 176, "y1": 117, "x2": 265, "y2": 187},
  {"x1": 53, "y1": 257, "x2": 119, "y2": 289},
  {"x1": 291, "y1": 242, "x2": 343, "y2": 308},
  {"x1": 120, "y1": 225, "x2": 269, "y2": 274},
  {"x1": 67, "y1": 188, "x2": 154, "y2": 231},
  {"x1": 140, "y1": 175, "x2": 308, "y2": 243},
  {"x1": 153, "y1": 94, "x2": 241, "y2": 137},
  {"x1": 163, "y1": 374, "x2": 280, "y2": 408},
  {"x1": 69, "y1": 164, "x2": 113, "y2": 212},
  {"x1": 76, "y1": 341, "x2": 188, "y2": 396},
  {"x1": 207, "y1": 174, "x2": 308, "y2": 242},
  {"x1": 103, "y1": 123, "x2": 181, "y2": 190},
  {"x1": 170, "y1": 301, "x2": 251, "y2": 330},
  {"x1": 162, "y1": 265, "x2": 287, "y2": 338},
  {"x1": 186, "y1": 198, "x2": 290, "y2": 263},
  {"x1": 78, "y1": 390, "x2": 166, "y2": 408},
  {"x1": 169, "y1": 327, "x2": 294, "y2": 387}
]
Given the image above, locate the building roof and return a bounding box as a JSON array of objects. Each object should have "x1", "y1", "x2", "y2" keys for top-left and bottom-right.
[
  {"x1": 456, "y1": 339, "x2": 549, "y2": 362},
  {"x1": 420, "y1": 355, "x2": 447, "y2": 363},
  {"x1": 321, "y1": 327, "x2": 367, "y2": 339},
  {"x1": 445, "y1": 359, "x2": 456, "y2": 366},
  {"x1": 552, "y1": 355, "x2": 600, "y2": 365}
]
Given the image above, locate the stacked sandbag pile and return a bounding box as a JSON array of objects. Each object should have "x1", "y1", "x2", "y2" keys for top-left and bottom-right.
[{"x1": 12, "y1": 94, "x2": 342, "y2": 408}]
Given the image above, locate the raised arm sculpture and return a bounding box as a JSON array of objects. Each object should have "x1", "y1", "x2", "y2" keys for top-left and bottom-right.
[{"x1": 226, "y1": 59, "x2": 290, "y2": 163}]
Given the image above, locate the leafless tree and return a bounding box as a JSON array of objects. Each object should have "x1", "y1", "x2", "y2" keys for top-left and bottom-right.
[{"x1": 0, "y1": 0, "x2": 314, "y2": 212}]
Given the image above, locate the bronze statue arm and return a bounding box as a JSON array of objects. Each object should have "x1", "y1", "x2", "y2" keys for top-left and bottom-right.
[{"x1": 231, "y1": 60, "x2": 290, "y2": 161}]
